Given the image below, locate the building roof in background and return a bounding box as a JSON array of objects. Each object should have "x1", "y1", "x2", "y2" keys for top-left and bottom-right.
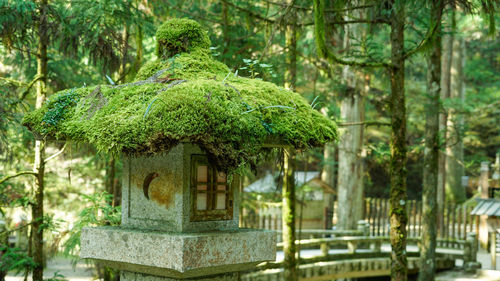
[
  {"x1": 471, "y1": 198, "x2": 500, "y2": 217},
  {"x1": 244, "y1": 171, "x2": 324, "y2": 193}
]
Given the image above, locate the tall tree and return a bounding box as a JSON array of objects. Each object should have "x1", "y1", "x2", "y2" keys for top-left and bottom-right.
[
  {"x1": 336, "y1": 1, "x2": 366, "y2": 230},
  {"x1": 445, "y1": 9, "x2": 467, "y2": 203},
  {"x1": 282, "y1": 149, "x2": 297, "y2": 281},
  {"x1": 437, "y1": 11, "x2": 453, "y2": 234},
  {"x1": 387, "y1": 2, "x2": 408, "y2": 279},
  {"x1": 31, "y1": 1, "x2": 48, "y2": 279},
  {"x1": 283, "y1": 2, "x2": 298, "y2": 279},
  {"x1": 418, "y1": 1, "x2": 444, "y2": 280}
]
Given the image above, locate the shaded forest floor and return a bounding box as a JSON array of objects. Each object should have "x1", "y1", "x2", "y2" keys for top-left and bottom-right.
[{"x1": 6, "y1": 256, "x2": 93, "y2": 281}]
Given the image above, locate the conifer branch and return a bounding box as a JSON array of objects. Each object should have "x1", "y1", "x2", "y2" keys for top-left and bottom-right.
[
  {"x1": 44, "y1": 143, "x2": 67, "y2": 163},
  {"x1": 18, "y1": 75, "x2": 46, "y2": 101},
  {"x1": 313, "y1": 0, "x2": 390, "y2": 68},
  {"x1": 0, "y1": 77, "x2": 26, "y2": 87},
  {"x1": 403, "y1": 20, "x2": 440, "y2": 60},
  {"x1": 0, "y1": 172, "x2": 38, "y2": 185}
]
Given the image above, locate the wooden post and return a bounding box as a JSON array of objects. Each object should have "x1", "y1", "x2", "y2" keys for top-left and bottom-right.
[
  {"x1": 479, "y1": 162, "x2": 490, "y2": 249},
  {"x1": 464, "y1": 232, "x2": 480, "y2": 273},
  {"x1": 320, "y1": 242, "x2": 328, "y2": 256},
  {"x1": 347, "y1": 241, "x2": 357, "y2": 253},
  {"x1": 491, "y1": 230, "x2": 497, "y2": 270}
]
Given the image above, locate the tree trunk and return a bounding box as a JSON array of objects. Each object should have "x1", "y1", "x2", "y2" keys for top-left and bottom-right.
[
  {"x1": 117, "y1": 27, "x2": 130, "y2": 83},
  {"x1": 282, "y1": 148, "x2": 297, "y2": 281},
  {"x1": 418, "y1": 1, "x2": 443, "y2": 280},
  {"x1": 32, "y1": 1, "x2": 48, "y2": 279},
  {"x1": 437, "y1": 10, "x2": 453, "y2": 234},
  {"x1": 282, "y1": 5, "x2": 297, "y2": 280},
  {"x1": 437, "y1": 33, "x2": 453, "y2": 236},
  {"x1": 389, "y1": 1, "x2": 408, "y2": 280},
  {"x1": 221, "y1": 0, "x2": 230, "y2": 58},
  {"x1": 337, "y1": 89, "x2": 365, "y2": 230},
  {"x1": 445, "y1": 12, "x2": 466, "y2": 203},
  {"x1": 336, "y1": 3, "x2": 365, "y2": 230},
  {"x1": 284, "y1": 10, "x2": 297, "y2": 91},
  {"x1": 128, "y1": 25, "x2": 143, "y2": 80}
]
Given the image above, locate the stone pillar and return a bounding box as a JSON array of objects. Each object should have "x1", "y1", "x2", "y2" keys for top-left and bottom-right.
[
  {"x1": 479, "y1": 162, "x2": 490, "y2": 249},
  {"x1": 81, "y1": 143, "x2": 276, "y2": 280},
  {"x1": 464, "y1": 232, "x2": 481, "y2": 273}
]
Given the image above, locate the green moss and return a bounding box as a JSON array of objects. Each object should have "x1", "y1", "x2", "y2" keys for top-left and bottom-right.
[
  {"x1": 23, "y1": 19, "x2": 338, "y2": 172},
  {"x1": 135, "y1": 49, "x2": 229, "y2": 81},
  {"x1": 155, "y1": 18, "x2": 211, "y2": 59}
]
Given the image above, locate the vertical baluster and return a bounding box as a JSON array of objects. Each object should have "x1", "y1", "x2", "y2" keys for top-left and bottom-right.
[
  {"x1": 412, "y1": 200, "x2": 418, "y2": 237},
  {"x1": 375, "y1": 198, "x2": 382, "y2": 236},
  {"x1": 414, "y1": 200, "x2": 418, "y2": 237},
  {"x1": 369, "y1": 198, "x2": 374, "y2": 236},
  {"x1": 465, "y1": 203, "x2": 472, "y2": 238},
  {"x1": 458, "y1": 205, "x2": 463, "y2": 241},
  {"x1": 408, "y1": 200, "x2": 413, "y2": 237},
  {"x1": 418, "y1": 200, "x2": 423, "y2": 237},
  {"x1": 446, "y1": 204, "x2": 452, "y2": 246},
  {"x1": 452, "y1": 203, "x2": 457, "y2": 242},
  {"x1": 468, "y1": 205, "x2": 472, "y2": 234},
  {"x1": 383, "y1": 198, "x2": 388, "y2": 236},
  {"x1": 446, "y1": 203, "x2": 454, "y2": 247},
  {"x1": 406, "y1": 200, "x2": 412, "y2": 237},
  {"x1": 364, "y1": 198, "x2": 368, "y2": 223},
  {"x1": 464, "y1": 205, "x2": 468, "y2": 240}
]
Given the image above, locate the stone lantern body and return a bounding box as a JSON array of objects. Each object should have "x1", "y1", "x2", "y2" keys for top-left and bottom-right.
[
  {"x1": 23, "y1": 17, "x2": 338, "y2": 281},
  {"x1": 80, "y1": 143, "x2": 275, "y2": 280}
]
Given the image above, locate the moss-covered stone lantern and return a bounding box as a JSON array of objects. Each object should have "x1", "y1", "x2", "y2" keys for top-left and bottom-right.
[{"x1": 23, "y1": 18, "x2": 337, "y2": 281}]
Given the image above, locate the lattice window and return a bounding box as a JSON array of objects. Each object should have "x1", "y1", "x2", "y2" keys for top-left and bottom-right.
[{"x1": 191, "y1": 155, "x2": 233, "y2": 221}]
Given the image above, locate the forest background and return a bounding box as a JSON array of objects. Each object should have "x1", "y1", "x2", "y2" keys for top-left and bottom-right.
[{"x1": 0, "y1": 0, "x2": 498, "y2": 280}]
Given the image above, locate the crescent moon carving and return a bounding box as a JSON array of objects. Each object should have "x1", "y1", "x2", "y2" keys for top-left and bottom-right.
[{"x1": 143, "y1": 172, "x2": 159, "y2": 200}]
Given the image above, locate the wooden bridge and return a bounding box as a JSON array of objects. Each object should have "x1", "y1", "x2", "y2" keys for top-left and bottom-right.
[{"x1": 241, "y1": 230, "x2": 480, "y2": 281}]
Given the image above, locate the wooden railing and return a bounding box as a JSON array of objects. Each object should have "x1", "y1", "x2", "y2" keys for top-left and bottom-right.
[
  {"x1": 241, "y1": 198, "x2": 476, "y2": 242},
  {"x1": 241, "y1": 232, "x2": 479, "y2": 280},
  {"x1": 364, "y1": 198, "x2": 476, "y2": 240}
]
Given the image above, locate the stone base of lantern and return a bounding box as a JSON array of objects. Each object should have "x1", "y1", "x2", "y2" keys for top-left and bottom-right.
[
  {"x1": 120, "y1": 271, "x2": 238, "y2": 281},
  {"x1": 80, "y1": 226, "x2": 275, "y2": 279}
]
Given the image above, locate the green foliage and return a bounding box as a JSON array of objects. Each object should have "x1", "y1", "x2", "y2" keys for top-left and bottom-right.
[
  {"x1": 156, "y1": 18, "x2": 211, "y2": 59},
  {"x1": 44, "y1": 271, "x2": 67, "y2": 281},
  {"x1": 0, "y1": 246, "x2": 36, "y2": 274},
  {"x1": 41, "y1": 89, "x2": 80, "y2": 133},
  {"x1": 238, "y1": 58, "x2": 277, "y2": 79},
  {"x1": 0, "y1": 0, "x2": 36, "y2": 50},
  {"x1": 63, "y1": 192, "x2": 120, "y2": 257}
]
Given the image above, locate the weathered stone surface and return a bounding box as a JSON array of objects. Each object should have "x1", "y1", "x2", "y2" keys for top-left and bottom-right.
[
  {"x1": 122, "y1": 143, "x2": 239, "y2": 232},
  {"x1": 80, "y1": 226, "x2": 276, "y2": 278},
  {"x1": 120, "y1": 271, "x2": 238, "y2": 281}
]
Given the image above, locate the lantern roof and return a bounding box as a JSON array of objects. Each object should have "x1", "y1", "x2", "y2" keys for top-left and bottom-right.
[{"x1": 23, "y1": 18, "x2": 338, "y2": 171}]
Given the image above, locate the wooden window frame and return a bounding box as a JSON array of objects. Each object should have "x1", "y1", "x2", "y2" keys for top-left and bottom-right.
[{"x1": 190, "y1": 155, "x2": 233, "y2": 221}]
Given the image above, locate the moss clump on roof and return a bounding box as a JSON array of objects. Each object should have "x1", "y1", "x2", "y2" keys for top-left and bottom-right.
[
  {"x1": 156, "y1": 18, "x2": 211, "y2": 59},
  {"x1": 23, "y1": 18, "x2": 337, "y2": 172},
  {"x1": 135, "y1": 49, "x2": 229, "y2": 81}
]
